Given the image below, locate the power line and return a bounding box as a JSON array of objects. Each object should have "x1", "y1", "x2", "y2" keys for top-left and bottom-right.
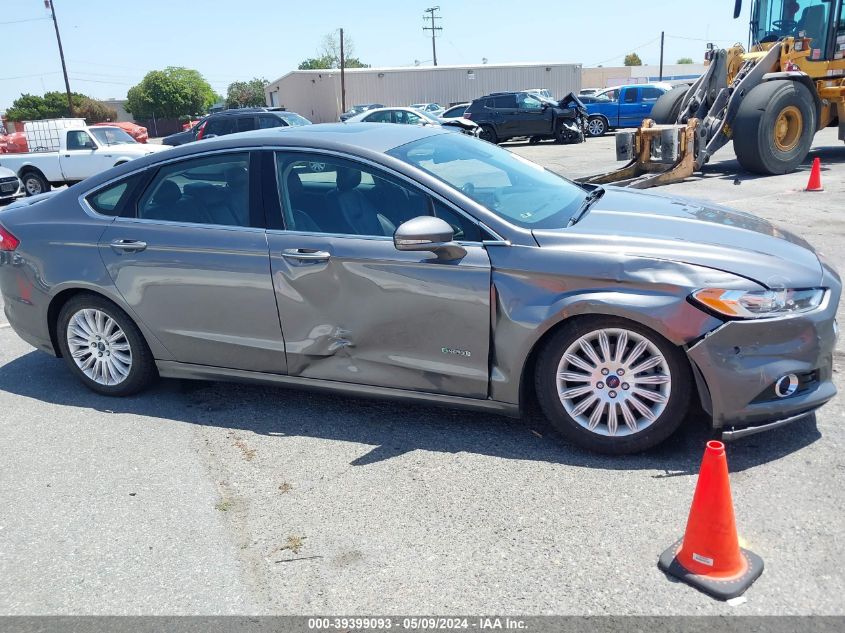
[
  {"x1": 0, "y1": 16, "x2": 49, "y2": 25},
  {"x1": 589, "y1": 35, "x2": 661, "y2": 66},
  {"x1": 422, "y1": 7, "x2": 442, "y2": 67}
]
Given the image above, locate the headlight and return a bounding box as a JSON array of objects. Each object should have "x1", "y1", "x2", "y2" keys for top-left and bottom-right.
[{"x1": 691, "y1": 288, "x2": 825, "y2": 319}]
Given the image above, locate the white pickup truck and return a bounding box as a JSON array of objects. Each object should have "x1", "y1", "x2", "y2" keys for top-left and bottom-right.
[{"x1": 0, "y1": 125, "x2": 167, "y2": 196}]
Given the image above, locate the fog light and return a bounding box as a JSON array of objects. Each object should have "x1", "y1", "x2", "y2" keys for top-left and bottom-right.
[{"x1": 774, "y1": 374, "x2": 799, "y2": 398}]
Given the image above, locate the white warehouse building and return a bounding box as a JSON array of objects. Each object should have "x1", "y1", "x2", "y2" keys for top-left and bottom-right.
[{"x1": 265, "y1": 62, "x2": 582, "y2": 123}]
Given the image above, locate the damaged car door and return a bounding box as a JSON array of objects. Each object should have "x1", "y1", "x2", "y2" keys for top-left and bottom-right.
[{"x1": 266, "y1": 153, "x2": 492, "y2": 397}]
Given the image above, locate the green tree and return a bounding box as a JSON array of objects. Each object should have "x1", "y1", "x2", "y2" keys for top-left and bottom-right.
[
  {"x1": 125, "y1": 67, "x2": 216, "y2": 119},
  {"x1": 676, "y1": 57, "x2": 695, "y2": 64},
  {"x1": 225, "y1": 77, "x2": 269, "y2": 108},
  {"x1": 298, "y1": 33, "x2": 370, "y2": 70},
  {"x1": 624, "y1": 53, "x2": 643, "y2": 66},
  {"x1": 5, "y1": 91, "x2": 89, "y2": 121},
  {"x1": 76, "y1": 98, "x2": 118, "y2": 123}
]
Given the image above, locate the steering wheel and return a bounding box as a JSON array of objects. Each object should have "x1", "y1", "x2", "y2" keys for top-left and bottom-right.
[
  {"x1": 772, "y1": 19, "x2": 798, "y2": 35},
  {"x1": 460, "y1": 182, "x2": 475, "y2": 196}
]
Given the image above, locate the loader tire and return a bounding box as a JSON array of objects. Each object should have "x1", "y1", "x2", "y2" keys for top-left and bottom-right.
[
  {"x1": 650, "y1": 87, "x2": 689, "y2": 124},
  {"x1": 733, "y1": 80, "x2": 815, "y2": 175}
]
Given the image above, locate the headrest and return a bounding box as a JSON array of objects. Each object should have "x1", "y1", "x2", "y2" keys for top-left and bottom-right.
[
  {"x1": 152, "y1": 180, "x2": 181, "y2": 205},
  {"x1": 336, "y1": 167, "x2": 362, "y2": 192}
]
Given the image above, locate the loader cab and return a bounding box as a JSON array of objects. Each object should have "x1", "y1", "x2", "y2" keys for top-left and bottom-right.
[{"x1": 750, "y1": 0, "x2": 841, "y2": 59}]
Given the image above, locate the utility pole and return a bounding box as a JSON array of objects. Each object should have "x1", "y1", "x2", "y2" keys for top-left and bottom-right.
[
  {"x1": 339, "y1": 28, "x2": 346, "y2": 113},
  {"x1": 422, "y1": 7, "x2": 442, "y2": 67},
  {"x1": 45, "y1": 0, "x2": 74, "y2": 117},
  {"x1": 658, "y1": 31, "x2": 665, "y2": 82}
]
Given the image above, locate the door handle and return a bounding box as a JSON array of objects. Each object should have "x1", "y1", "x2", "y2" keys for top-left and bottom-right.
[
  {"x1": 110, "y1": 239, "x2": 147, "y2": 253},
  {"x1": 282, "y1": 248, "x2": 331, "y2": 262}
]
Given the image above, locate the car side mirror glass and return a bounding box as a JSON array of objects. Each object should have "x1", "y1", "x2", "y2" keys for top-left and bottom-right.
[
  {"x1": 86, "y1": 141, "x2": 97, "y2": 149},
  {"x1": 394, "y1": 216, "x2": 466, "y2": 261}
]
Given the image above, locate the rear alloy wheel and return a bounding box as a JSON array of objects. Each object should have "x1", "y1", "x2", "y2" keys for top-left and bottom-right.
[
  {"x1": 586, "y1": 116, "x2": 607, "y2": 137},
  {"x1": 22, "y1": 171, "x2": 50, "y2": 196},
  {"x1": 57, "y1": 294, "x2": 157, "y2": 396},
  {"x1": 535, "y1": 317, "x2": 691, "y2": 454},
  {"x1": 478, "y1": 125, "x2": 498, "y2": 144},
  {"x1": 733, "y1": 80, "x2": 816, "y2": 175}
]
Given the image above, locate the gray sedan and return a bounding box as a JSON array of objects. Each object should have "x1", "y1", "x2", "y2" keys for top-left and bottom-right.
[{"x1": 0, "y1": 124, "x2": 838, "y2": 454}]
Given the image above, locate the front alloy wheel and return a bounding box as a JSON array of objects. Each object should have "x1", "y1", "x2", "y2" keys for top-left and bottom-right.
[
  {"x1": 587, "y1": 116, "x2": 607, "y2": 137},
  {"x1": 535, "y1": 317, "x2": 691, "y2": 454}
]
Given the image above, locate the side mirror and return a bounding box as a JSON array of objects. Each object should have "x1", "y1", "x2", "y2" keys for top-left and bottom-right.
[
  {"x1": 394, "y1": 216, "x2": 467, "y2": 261},
  {"x1": 202, "y1": 133, "x2": 218, "y2": 139},
  {"x1": 85, "y1": 141, "x2": 97, "y2": 150}
]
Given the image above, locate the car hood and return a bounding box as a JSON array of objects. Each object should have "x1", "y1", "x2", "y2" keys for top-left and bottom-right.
[{"x1": 531, "y1": 187, "x2": 824, "y2": 288}]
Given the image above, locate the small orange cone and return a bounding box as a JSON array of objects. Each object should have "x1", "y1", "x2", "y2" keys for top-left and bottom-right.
[
  {"x1": 658, "y1": 441, "x2": 764, "y2": 600},
  {"x1": 806, "y1": 157, "x2": 824, "y2": 191}
]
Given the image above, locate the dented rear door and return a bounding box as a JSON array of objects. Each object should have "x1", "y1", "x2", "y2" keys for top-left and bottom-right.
[{"x1": 267, "y1": 232, "x2": 492, "y2": 398}]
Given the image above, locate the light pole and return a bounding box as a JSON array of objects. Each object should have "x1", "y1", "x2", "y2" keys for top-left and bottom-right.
[
  {"x1": 422, "y1": 7, "x2": 442, "y2": 67},
  {"x1": 45, "y1": 0, "x2": 74, "y2": 117}
]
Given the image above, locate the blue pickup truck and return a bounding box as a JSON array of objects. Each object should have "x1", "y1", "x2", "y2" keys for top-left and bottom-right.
[{"x1": 581, "y1": 83, "x2": 670, "y2": 137}]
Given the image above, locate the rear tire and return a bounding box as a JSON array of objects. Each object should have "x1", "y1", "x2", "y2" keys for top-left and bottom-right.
[
  {"x1": 56, "y1": 293, "x2": 157, "y2": 396},
  {"x1": 650, "y1": 86, "x2": 689, "y2": 124},
  {"x1": 21, "y1": 171, "x2": 50, "y2": 196},
  {"x1": 534, "y1": 317, "x2": 691, "y2": 454},
  {"x1": 733, "y1": 80, "x2": 816, "y2": 175}
]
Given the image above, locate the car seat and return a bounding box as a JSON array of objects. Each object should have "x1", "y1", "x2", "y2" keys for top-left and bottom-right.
[{"x1": 326, "y1": 167, "x2": 395, "y2": 236}]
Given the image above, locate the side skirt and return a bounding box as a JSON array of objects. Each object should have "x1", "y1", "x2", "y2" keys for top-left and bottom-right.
[{"x1": 156, "y1": 361, "x2": 522, "y2": 418}]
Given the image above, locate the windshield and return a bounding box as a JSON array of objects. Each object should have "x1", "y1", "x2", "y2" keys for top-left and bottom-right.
[
  {"x1": 388, "y1": 133, "x2": 587, "y2": 229},
  {"x1": 752, "y1": 0, "x2": 833, "y2": 52},
  {"x1": 279, "y1": 113, "x2": 311, "y2": 126},
  {"x1": 90, "y1": 127, "x2": 136, "y2": 145}
]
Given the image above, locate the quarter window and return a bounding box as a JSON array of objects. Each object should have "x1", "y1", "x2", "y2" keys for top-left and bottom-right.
[
  {"x1": 86, "y1": 174, "x2": 143, "y2": 216},
  {"x1": 136, "y1": 153, "x2": 252, "y2": 227}
]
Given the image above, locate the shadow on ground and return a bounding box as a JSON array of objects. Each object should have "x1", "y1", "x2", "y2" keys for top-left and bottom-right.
[{"x1": 0, "y1": 350, "x2": 821, "y2": 473}]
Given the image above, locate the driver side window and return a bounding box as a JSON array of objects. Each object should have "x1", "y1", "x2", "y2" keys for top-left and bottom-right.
[
  {"x1": 67, "y1": 131, "x2": 94, "y2": 150},
  {"x1": 275, "y1": 153, "x2": 484, "y2": 241}
]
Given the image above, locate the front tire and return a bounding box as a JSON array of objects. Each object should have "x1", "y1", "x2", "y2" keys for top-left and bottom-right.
[
  {"x1": 534, "y1": 317, "x2": 691, "y2": 454},
  {"x1": 478, "y1": 124, "x2": 498, "y2": 144},
  {"x1": 733, "y1": 80, "x2": 816, "y2": 175},
  {"x1": 586, "y1": 116, "x2": 607, "y2": 137},
  {"x1": 21, "y1": 171, "x2": 50, "y2": 196},
  {"x1": 57, "y1": 294, "x2": 157, "y2": 396},
  {"x1": 650, "y1": 86, "x2": 689, "y2": 124}
]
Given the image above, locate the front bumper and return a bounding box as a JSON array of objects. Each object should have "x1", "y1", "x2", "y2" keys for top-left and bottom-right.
[{"x1": 687, "y1": 268, "x2": 840, "y2": 433}]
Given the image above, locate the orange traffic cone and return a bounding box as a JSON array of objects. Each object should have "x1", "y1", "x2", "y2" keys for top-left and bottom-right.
[
  {"x1": 806, "y1": 157, "x2": 824, "y2": 191},
  {"x1": 658, "y1": 441, "x2": 764, "y2": 600}
]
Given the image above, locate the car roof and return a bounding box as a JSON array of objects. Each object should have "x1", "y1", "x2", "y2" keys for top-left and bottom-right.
[{"x1": 80, "y1": 123, "x2": 451, "y2": 191}]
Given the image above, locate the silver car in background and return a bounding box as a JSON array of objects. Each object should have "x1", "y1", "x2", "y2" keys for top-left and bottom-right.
[{"x1": 0, "y1": 124, "x2": 838, "y2": 454}]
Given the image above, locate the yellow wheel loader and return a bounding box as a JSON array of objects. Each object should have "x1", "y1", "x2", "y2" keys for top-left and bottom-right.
[{"x1": 581, "y1": 0, "x2": 845, "y2": 188}]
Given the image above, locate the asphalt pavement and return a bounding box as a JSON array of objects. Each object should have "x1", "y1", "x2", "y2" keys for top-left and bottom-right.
[{"x1": 0, "y1": 129, "x2": 843, "y2": 615}]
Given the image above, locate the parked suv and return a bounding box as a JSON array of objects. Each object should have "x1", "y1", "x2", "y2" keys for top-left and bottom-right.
[
  {"x1": 195, "y1": 108, "x2": 311, "y2": 141},
  {"x1": 464, "y1": 91, "x2": 585, "y2": 145}
]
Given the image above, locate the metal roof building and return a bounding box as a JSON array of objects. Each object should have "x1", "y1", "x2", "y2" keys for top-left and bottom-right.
[{"x1": 265, "y1": 62, "x2": 582, "y2": 123}]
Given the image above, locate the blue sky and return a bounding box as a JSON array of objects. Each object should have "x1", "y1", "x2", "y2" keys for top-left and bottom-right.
[{"x1": 0, "y1": 0, "x2": 750, "y2": 110}]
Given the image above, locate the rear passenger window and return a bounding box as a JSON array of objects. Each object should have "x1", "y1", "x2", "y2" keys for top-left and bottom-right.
[
  {"x1": 493, "y1": 95, "x2": 518, "y2": 108},
  {"x1": 236, "y1": 117, "x2": 257, "y2": 132},
  {"x1": 206, "y1": 117, "x2": 235, "y2": 136},
  {"x1": 136, "y1": 153, "x2": 252, "y2": 227}
]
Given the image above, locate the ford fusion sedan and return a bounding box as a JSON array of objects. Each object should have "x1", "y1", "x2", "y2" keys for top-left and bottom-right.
[{"x1": 0, "y1": 124, "x2": 838, "y2": 454}]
